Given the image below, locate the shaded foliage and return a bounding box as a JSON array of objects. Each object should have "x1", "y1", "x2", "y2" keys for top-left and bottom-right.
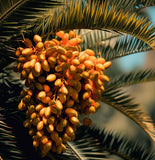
[{"x1": 0, "y1": 111, "x2": 23, "y2": 160}]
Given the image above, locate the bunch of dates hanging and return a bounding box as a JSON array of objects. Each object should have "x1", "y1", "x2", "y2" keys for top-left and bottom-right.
[{"x1": 14, "y1": 30, "x2": 111, "y2": 157}]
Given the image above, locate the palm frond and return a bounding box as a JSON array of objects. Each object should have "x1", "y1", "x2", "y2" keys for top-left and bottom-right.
[
  {"x1": 100, "y1": 35, "x2": 152, "y2": 60},
  {"x1": 32, "y1": 0, "x2": 155, "y2": 49},
  {"x1": 0, "y1": 66, "x2": 48, "y2": 160},
  {"x1": 0, "y1": 109, "x2": 23, "y2": 160},
  {"x1": 0, "y1": 0, "x2": 64, "y2": 22},
  {"x1": 0, "y1": 0, "x2": 64, "y2": 42},
  {"x1": 76, "y1": 29, "x2": 122, "y2": 46},
  {"x1": 0, "y1": 0, "x2": 25, "y2": 22},
  {"x1": 75, "y1": 29, "x2": 122, "y2": 52},
  {"x1": 75, "y1": 30, "x2": 152, "y2": 60},
  {"x1": 47, "y1": 126, "x2": 155, "y2": 160},
  {"x1": 0, "y1": 44, "x2": 17, "y2": 72},
  {"x1": 101, "y1": 89, "x2": 155, "y2": 142},
  {"x1": 97, "y1": 0, "x2": 155, "y2": 13},
  {"x1": 105, "y1": 69, "x2": 155, "y2": 90}
]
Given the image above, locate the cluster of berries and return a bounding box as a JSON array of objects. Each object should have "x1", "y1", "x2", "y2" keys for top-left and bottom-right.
[{"x1": 14, "y1": 30, "x2": 111, "y2": 157}]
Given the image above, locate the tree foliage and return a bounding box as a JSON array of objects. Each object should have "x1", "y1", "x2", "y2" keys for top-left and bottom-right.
[{"x1": 0, "y1": 0, "x2": 155, "y2": 159}]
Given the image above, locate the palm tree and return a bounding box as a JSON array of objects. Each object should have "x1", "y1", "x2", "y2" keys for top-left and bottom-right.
[{"x1": 0, "y1": 0, "x2": 155, "y2": 159}]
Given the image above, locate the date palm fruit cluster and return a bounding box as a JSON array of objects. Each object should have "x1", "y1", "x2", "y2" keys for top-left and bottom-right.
[{"x1": 14, "y1": 30, "x2": 111, "y2": 157}]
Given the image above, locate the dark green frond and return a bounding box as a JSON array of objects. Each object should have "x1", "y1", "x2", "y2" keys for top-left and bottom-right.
[
  {"x1": 47, "y1": 126, "x2": 155, "y2": 160},
  {"x1": 101, "y1": 89, "x2": 155, "y2": 142},
  {"x1": 105, "y1": 69, "x2": 155, "y2": 90},
  {"x1": 0, "y1": 0, "x2": 64, "y2": 42},
  {"x1": 0, "y1": 109, "x2": 23, "y2": 160},
  {"x1": 0, "y1": 0, "x2": 26, "y2": 22},
  {"x1": 32, "y1": 0, "x2": 155, "y2": 49},
  {"x1": 0, "y1": 44, "x2": 17, "y2": 72},
  {"x1": 0, "y1": 66, "x2": 44, "y2": 160},
  {"x1": 0, "y1": 0, "x2": 64, "y2": 22}
]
